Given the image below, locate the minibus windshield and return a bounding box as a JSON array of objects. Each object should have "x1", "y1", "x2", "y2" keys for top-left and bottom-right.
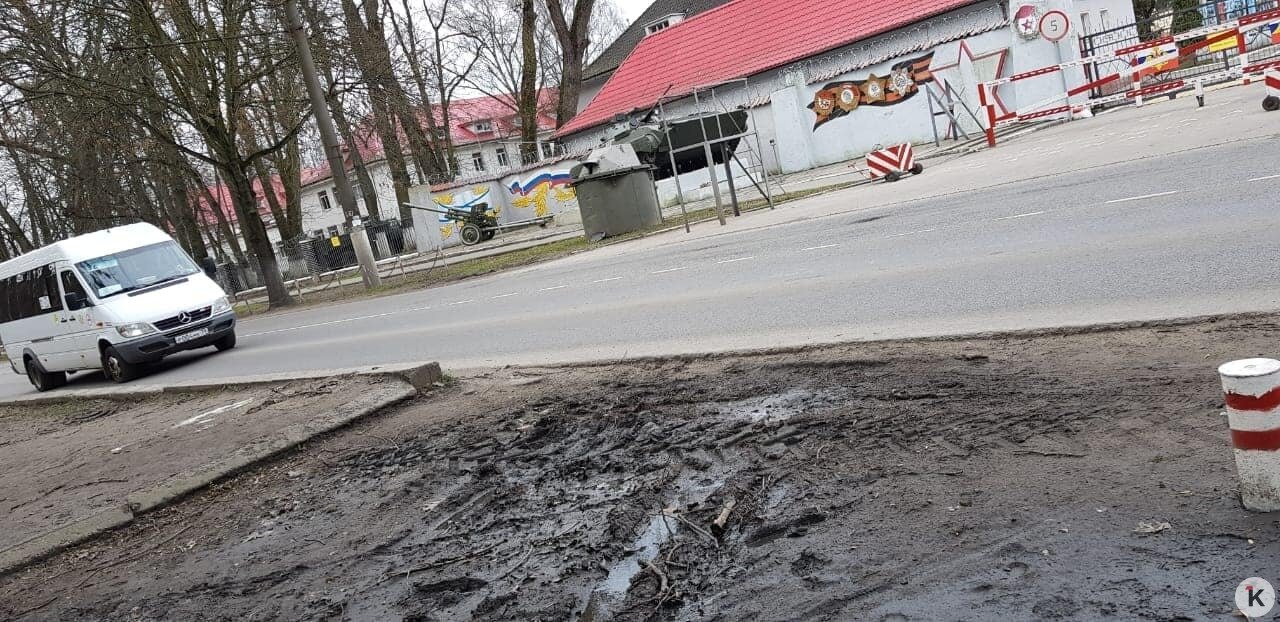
[{"x1": 76, "y1": 241, "x2": 200, "y2": 299}]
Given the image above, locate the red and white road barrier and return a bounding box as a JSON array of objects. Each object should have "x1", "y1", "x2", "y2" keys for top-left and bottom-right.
[
  {"x1": 866, "y1": 143, "x2": 916, "y2": 180},
  {"x1": 1218, "y1": 358, "x2": 1280, "y2": 512},
  {"x1": 977, "y1": 6, "x2": 1280, "y2": 146},
  {"x1": 1264, "y1": 69, "x2": 1280, "y2": 112}
]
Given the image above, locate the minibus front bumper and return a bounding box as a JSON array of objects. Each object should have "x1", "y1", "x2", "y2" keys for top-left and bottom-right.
[{"x1": 115, "y1": 311, "x2": 237, "y2": 363}]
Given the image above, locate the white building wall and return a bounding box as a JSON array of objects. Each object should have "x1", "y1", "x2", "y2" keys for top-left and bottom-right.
[
  {"x1": 1074, "y1": 0, "x2": 1136, "y2": 37},
  {"x1": 561, "y1": 0, "x2": 1104, "y2": 185}
]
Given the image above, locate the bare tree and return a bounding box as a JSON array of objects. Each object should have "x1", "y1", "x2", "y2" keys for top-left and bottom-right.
[{"x1": 543, "y1": 0, "x2": 596, "y2": 127}]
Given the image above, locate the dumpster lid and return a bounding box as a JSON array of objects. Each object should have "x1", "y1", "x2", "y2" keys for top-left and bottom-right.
[{"x1": 570, "y1": 163, "x2": 653, "y2": 186}]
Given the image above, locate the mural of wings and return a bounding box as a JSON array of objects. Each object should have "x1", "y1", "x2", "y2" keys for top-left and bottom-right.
[{"x1": 807, "y1": 51, "x2": 936, "y2": 130}]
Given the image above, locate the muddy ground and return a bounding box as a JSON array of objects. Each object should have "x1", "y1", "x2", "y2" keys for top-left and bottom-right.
[{"x1": 2, "y1": 315, "x2": 1279, "y2": 621}]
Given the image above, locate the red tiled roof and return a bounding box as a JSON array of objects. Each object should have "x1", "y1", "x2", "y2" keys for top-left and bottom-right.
[{"x1": 557, "y1": 0, "x2": 980, "y2": 136}]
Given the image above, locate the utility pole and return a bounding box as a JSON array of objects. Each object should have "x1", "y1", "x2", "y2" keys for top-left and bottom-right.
[{"x1": 283, "y1": 0, "x2": 381, "y2": 288}]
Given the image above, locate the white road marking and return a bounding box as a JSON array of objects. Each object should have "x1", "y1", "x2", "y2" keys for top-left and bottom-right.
[
  {"x1": 887, "y1": 228, "x2": 936, "y2": 238},
  {"x1": 800, "y1": 244, "x2": 840, "y2": 251},
  {"x1": 491, "y1": 292, "x2": 520, "y2": 299},
  {"x1": 716, "y1": 256, "x2": 756, "y2": 264},
  {"x1": 1248, "y1": 174, "x2": 1280, "y2": 182},
  {"x1": 592, "y1": 276, "x2": 624, "y2": 283},
  {"x1": 175, "y1": 398, "x2": 253, "y2": 428},
  {"x1": 652, "y1": 267, "x2": 688, "y2": 274},
  {"x1": 451, "y1": 299, "x2": 475, "y2": 305},
  {"x1": 995, "y1": 211, "x2": 1045, "y2": 221},
  {"x1": 242, "y1": 312, "x2": 400, "y2": 338},
  {"x1": 1105, "y1": 190, "x2": 1179, "y2": 204},
  {"x1": 539, "y1": 285, "x2": 568, "y2": 292}
]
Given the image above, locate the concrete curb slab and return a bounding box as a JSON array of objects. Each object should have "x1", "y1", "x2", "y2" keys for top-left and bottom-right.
[
  {"x1": 0, "y1": 362, "x2": 442, "y2": 406},
  {"x1": 0, "y1": 363, "x2": 439, "y2": 577}
]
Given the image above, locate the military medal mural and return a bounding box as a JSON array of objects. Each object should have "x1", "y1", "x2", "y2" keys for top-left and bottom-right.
[{"x1": 807, "y1": 52, "x2": 936, "y2": 130}]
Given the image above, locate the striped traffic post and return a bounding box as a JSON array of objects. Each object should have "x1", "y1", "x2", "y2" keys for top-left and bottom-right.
[
  {"x1": 1218, "y1": 358, "x2": 1280, "y2": 512},
  {"x1": 1264, "y1": 68, "x2": 1280, "y2": 112}
]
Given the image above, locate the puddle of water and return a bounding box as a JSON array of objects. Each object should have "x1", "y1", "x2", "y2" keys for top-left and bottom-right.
[
  {"x1": 579, "y1": 470, "x2": 728, "y2": 621},
  {"x1": 716, "y1": 389, "x2": 829, "y2": 422}
]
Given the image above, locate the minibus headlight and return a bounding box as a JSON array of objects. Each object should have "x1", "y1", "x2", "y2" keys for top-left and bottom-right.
[
  {"x1": 212, "y1": 297, "x2": 232, "y2": 314},
  {"x1": 116, "y1": 323, "x2": 157, "y2": 339}
]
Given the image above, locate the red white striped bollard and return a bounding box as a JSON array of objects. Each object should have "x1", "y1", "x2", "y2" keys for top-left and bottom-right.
[
  {"x1": 1218, "y1": 358, "x2": 1280, "y2": 512},
  {"x1": 978, "y1": 82, "x2": 997, "y2": 148}
]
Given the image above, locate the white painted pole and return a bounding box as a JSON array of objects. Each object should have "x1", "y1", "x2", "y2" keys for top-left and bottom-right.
[{"x1": 1218, "y1": 358, "x2": 1280, "y2": 512}]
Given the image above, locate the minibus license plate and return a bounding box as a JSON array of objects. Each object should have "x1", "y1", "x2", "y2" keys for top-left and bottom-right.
[{"x1": 175, "y1": 328, "x2": 209, "y2": 344}]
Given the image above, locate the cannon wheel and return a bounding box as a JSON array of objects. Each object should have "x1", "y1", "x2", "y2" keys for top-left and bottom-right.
[{"x1": 460, "y1": 223, "x2": 483, "y2": 246}]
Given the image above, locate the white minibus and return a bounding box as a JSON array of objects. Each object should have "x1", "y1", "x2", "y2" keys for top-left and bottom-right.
[{"x1": 0, "y1": 222, "x2": 236, "y2": 391}]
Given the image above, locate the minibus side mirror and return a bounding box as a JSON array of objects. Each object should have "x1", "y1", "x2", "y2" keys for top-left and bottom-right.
[{"x1": 65, "y1": 292, "x2": 92, "y2": 311}]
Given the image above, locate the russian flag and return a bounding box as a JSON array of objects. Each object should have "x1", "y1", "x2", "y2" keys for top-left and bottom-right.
[{"x1": 1131, "y1": 42, "x2": 1180, "y2": 77}]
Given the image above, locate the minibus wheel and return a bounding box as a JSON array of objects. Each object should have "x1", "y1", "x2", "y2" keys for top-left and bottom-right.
[
  {"x1": 101, "y1": 346, "x2": 140, "y2": 383},
  {"x1": 24, "y1": 356, "x2": 66, "y2": 392}
]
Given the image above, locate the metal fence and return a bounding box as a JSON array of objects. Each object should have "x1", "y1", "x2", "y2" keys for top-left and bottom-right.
[
  {"x1": 216, "y1": 219, "x2": 418, "y2": 296},
  {"x1": 1079, "y1": 0, "x2": 1280, "y2": 99}
]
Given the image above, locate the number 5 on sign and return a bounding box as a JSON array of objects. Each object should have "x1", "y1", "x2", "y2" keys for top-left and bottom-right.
[{"x1": 1040, "y1": 10, "x2": 1070, "y2": 43}]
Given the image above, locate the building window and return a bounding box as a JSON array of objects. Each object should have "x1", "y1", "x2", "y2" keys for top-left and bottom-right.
[
  {"x1": 645, "y1": 13, "x2": 684, "y2": 35},
  {"x1": 319, "y1": 190, "x2": 332, "y2": 211},
  {"x1": 541, "y1": 142, "x2": 556, "y2": 160},
  {"x1": 471, "y1": 152, "x2": 486, "y2": 172},
  {"x1": 472, "y1": 119, "x2": 493, "y2": 133},
  {"x1": 1079, "y1": 12, "x2": 1092, "y2": 34},
  {"x1": 1099, "y1": 9, "x2": 1110, "y2": 30},
  {"x1": 496, "y1": 147, "x2": 510, "y2": 168}
]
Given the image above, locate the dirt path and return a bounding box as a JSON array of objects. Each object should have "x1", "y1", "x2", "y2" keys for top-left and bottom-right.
[{"x1": 2, "y1": 315, "x2": 1278, "y2": 621}]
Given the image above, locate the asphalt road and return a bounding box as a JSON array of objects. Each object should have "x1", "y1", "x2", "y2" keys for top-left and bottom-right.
[{"x1": 4, "y1": 88, "x2": 1279, "y2": 398}]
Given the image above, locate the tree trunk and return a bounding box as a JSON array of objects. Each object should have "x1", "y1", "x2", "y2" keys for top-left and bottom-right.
[
  {"x1": 369, "y1": 94, "x2": 414, "y2": 221},
  {"x1": 253, "y1": 158, "x2": 291, "y2": 240},
  {"x1": 545, "y1": 0, "x2": 597, "y2": 127},
  {"x1": 556, "y1": 47, "x2": 585, "y2": 126},
  {"x1": 222, "y1": 161, "x2": 293, "y2": 307},
  {"x1": 329, "y1": 98, "x2": 381, "y2": 220},
  {"x1": 518, "y1": 0, "x2": 540, "y2": 164}
]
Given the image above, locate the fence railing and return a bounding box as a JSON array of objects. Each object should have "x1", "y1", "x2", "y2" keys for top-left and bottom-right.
[{"x1": 216, "y1": 219, "x2": 418, "y2": 296}]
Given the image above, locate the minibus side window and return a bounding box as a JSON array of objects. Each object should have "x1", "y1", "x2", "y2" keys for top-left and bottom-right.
[
  {"x1": 60, "y1": 270, "x2": 90, "y2": 310},
  {"x1": 39, "y1": 266, "x2": 62, "y2": 313}
]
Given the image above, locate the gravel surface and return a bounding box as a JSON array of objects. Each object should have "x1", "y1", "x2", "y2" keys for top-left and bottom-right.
[{"x1": 3, "y1": 314, "x2": 1279, "y2": 621}]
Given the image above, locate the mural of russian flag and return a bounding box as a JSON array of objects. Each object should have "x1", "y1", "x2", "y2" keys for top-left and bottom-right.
[
  {"x1": 510, "y1": 172, "x2": 573, "y2": 196},
  {"x1": 1131, "y1": 42, "x2": 1180, "y2": 77}
]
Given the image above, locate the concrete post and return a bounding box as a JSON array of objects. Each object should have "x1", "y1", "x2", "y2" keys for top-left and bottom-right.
[
  {"x1": 1218, "y1": 358, "x2": 1280, "y2": 512},
  {"x1": 350, "y1": 221, "x2": 383, "y2": 288}
]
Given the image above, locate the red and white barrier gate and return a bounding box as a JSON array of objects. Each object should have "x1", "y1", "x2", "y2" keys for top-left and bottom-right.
[
  {"x1": 865, "y1": 143, "x2": 923, "y2": 181},
  {"x1": 1218, "y1": 358, "x2": 1280, "y2": 512},
  {"x1": 978, "y1": 7, "x2": 1280, "y2": 146}
]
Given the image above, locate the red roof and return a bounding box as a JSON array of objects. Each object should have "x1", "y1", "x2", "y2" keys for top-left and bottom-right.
[{"x1": 557, "y1": 0, "x2": 979, "y2": 136}]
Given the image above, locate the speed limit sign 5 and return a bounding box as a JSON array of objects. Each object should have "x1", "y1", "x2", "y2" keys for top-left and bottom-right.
[{"x1": 1040, "y1": 10, "x2": 1071, "y2": 42}]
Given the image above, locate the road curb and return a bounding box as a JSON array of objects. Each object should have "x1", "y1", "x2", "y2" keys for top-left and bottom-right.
[
  {"x1": 0, "y1": 362, "x2": 443, "y2": 406},
  {"x1": 0, "y1": 369, "x2": 431, "y2": 578}
]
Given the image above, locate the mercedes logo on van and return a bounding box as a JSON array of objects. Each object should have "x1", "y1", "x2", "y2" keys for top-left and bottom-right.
[{"x1": 178, "y1": 311, "x2": 193, "y2": 325}]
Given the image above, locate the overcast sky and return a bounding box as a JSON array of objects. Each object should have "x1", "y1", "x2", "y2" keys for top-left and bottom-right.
[{"x1": 614, "y1": 0, "x2": 652, "y2": 23}]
